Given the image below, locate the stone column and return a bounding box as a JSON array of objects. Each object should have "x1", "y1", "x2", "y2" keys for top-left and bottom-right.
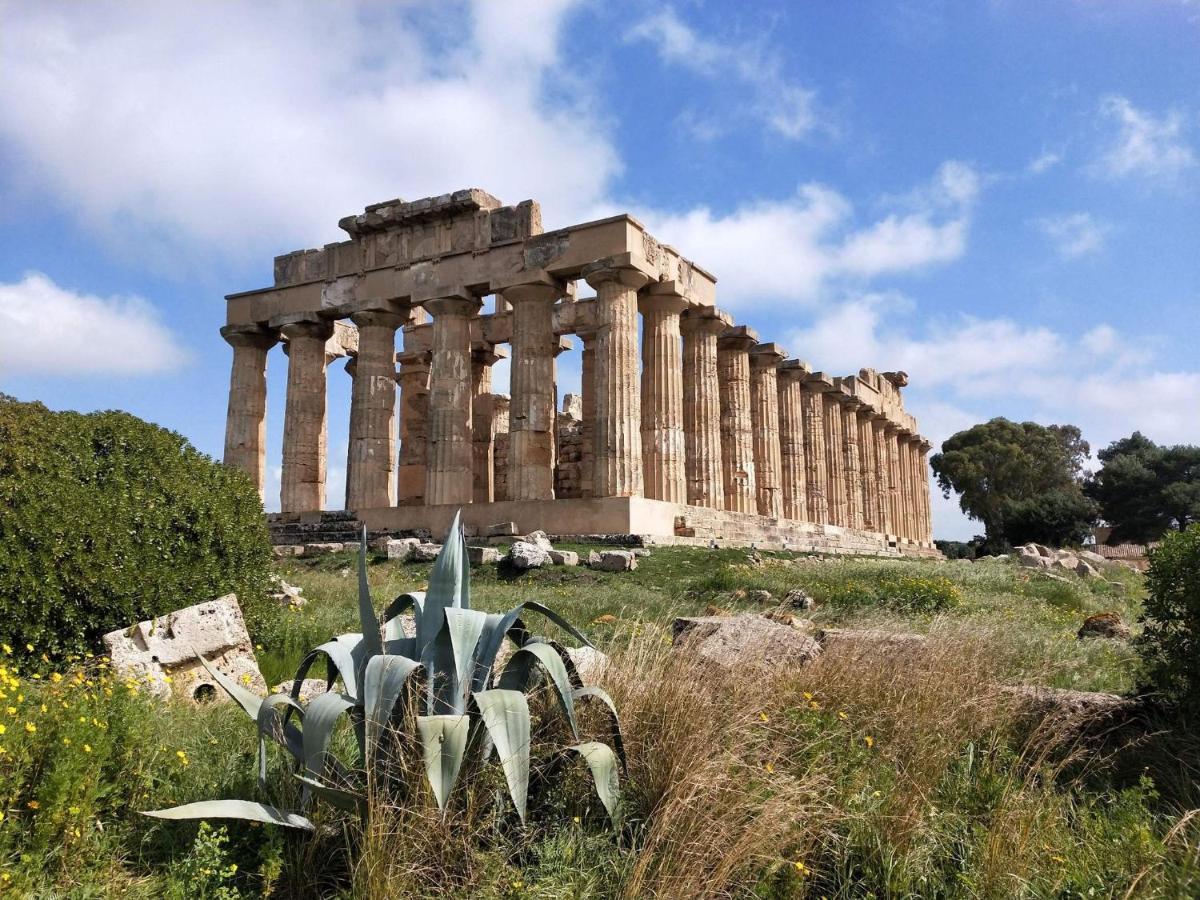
[
  {"x1": 823, "y1": 392, "x2": 846, "y2": 526},
  {"x1": 777, "y1": 361, "x2": 808, "y2": 521},
  {"x1": 344, "y1": 311, "x2": 405, "y2": 511},
  {"x1": 857, "y1": 409, "x2": 880, "y2": 532},
  {"x1": 639, "y1": 293, "x2": 688, "y2": 504},
  {"x1": 584, "y1": 261, "x2": 649, "y2": 498},
  {"x1": 471, "y1": 343, "x2": 507, "y2": 504},
  {"x1": 280, "y1": 319, "x2": 334, "y2": 513},
  {"x1": 839, "y1": 397, "x2": 864, "y2": 531},
  {"x1": 873, "y1": 418, "x2": 893, "y2": 536},
  {"x1": 424, "y1": 294, "x2": 481, "y2": 506},
  {"x1": 681, "y1": 309, "x2": 728, "y2": 510},
  {"x1": 903, "y1": 436, "x2": 919, "y2": 540},
  {"x1": 919, "y1": 439, "x2": 933, "y2": 542},
  {"x1": 801, "y1": 374, "x2": 832, "y2": 524},
  {"x1": 577, "y1": 325, "x2": 597, "y2": 499},
  {"x1": 885, "y1": 426, "x2": 904, "y2": 538},
  {"x1": 749, "y1": 343, "x2": 786, "y2": 519},
  {"x1": 504, "y1": 278, "x2": 562, "y2": 500},
  {"x1": 220, "y1": 325, "x2": 278, "y2": 499},
  {"x1": 717, "y1": 326, "x2": 759, "y2": 514},
  {"x1": 396, "y1": 330, "x2": 432, "y2": 506}
]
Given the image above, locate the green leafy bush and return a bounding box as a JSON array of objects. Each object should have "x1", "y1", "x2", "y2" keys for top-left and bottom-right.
[
  {"x1": 1138, "y1": 523, "x2": 1200, "y2": 710},
  {"x1": 0, "y1": 397, "x2": 271, "y2": 658}
]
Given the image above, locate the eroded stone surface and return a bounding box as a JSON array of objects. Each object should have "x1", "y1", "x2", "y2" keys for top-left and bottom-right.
[
  {"x1": 590, "y1": 549, "x2": 638, "y2": 571},
  {"x1": 672, "y1": 614, "x2": 821, "y2": 669},
  {"x1": 548, "y1": 549, "x2": 579, "y2": 566},
  {"x1": 508, "y1": 540, "x2": 551, "y2": 569},
  {"x1": 104, "y1": 595, "x2": 265, "y2": 702}
]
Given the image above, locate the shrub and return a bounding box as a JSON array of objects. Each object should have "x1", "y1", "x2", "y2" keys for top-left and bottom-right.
[
  {"x1": 0, "y1": 397, "x2": 271, "y2": 659},
  {"x1": 824, "y1": 574, "x2": 962, "y2": 614},
  {"x1": 1138, "y1": 523, "x2": 1200, "y2": 710}
]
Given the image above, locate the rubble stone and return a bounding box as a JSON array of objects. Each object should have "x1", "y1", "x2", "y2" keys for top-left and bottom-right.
[
  {"x1": 672, "y1": 614, "x2": 821, "y2": 670},
  {"x1": 1078, "y1": 612, "x2": 1131, "y2": 641},
  {"x1": 302, "y1": 542, "x2": 345, "y2": 556},
  {"x1": 468, "y1": 546, "x2": 501, "y2": 565},
  {"x1": 410, "y1": 542, "x2": 442, "y2": 562},
  {"x1": 508, "y1": 540, "x2": 551, "y2": 570},
  {"x1": 591, "y1": 550, "x2": 638, "y2": 571},
  {"x1": 548, "y1": 549, "x2": 579, "y2": 566},
  {"x1": 386, "y1": 537, "x2": 421, "y2": 560}
]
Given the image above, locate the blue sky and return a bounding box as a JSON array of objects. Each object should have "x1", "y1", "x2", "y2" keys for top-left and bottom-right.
[{"x1": 0, "y1": 0, "x2": 1197, "y2": 539}]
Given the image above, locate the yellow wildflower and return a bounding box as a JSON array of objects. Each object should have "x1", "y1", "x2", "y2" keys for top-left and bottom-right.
[
  {"x1": 83, "y1": 744, "x2": 92, "y2": 753},
  {"x1": 0, "y1": 724, "x2": 5, "y2": 736},
  {"x1": 49, "y1": 672, "x2": 62, "y2": 684},
  {"x1": 0, "y1": 644, "x2": 8, "y2": 655},
  {"x1": 837, "y1": 711, "x2": 848, "y2": 721},
  {"x1": 4, "y1": 708, "x2": 13, "y2": 716},
  {"x1": 765, "y1": 761, "x2": 775, "y2": 774},
  {"x1": 864, "y1": 735, "x2": 874, "y2": 749},
  {"x1": 802, "y1": 691, "x2": 813, "y2": 701},
  {"x1": 759, "y1": 711, "x2": 769, "y2": 722},
  {"x1": 68, "y1": 805, "x2": 80, "y2": 815},
  {"x1": 808, "y1": 700, "x2": 819, "y2": 710},
  {"x1": 793, "y1": 861, "x2": 809, "y2": 875},
  {"x1": 23, "y1": 722, "x2": 35, "y2": 734},
  {"x1": 24, "y1": 644, "x2": 33, "y2": 653},
  {"x1": 26, "y1": 801, "x2": 38, "y2": 810},
  {"x1": 62, "y1": 737, "x2": 70, "y2": 746}
]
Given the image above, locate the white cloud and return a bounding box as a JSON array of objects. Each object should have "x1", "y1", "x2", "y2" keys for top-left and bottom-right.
[
  {"x1": 1035, "y1": 212, "x2": 1110, "y2": 258},
  {"x1": 625, "y1": 8, "x2": 818, "y2": 141},
  {"x1": 1092, "y1": 95, "x2": 1195, "y2": 183},
  {"x1": 0, "y1": 0, "x2": 616, "y2": 264},
  {"x1": 1027, "y1": 150, "x2": 1062, "y2": 174},
  {"x1": 0, "y1": 272, "x2": 188, "y2": 375},
  {"x1": 635, "y1": 161, "x2": 978, "y2": 308}
]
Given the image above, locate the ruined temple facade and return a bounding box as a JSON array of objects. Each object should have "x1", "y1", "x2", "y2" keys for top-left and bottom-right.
[{"x1": 221, "y1": 189, "x2": 935, "y2": 555}]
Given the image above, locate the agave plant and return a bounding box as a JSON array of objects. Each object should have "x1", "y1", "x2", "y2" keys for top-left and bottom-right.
[{"x1": 145, "y1": 511, "x2": 624, "y2": 831}]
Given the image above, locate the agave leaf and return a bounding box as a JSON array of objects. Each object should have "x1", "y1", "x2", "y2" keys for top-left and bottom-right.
[
  {"x1": 362, "y1": 653, "x2": 422, "y2": 756},
  {"x1": 142, "y1": 800, "x2": 313, "y2": 830},
  {"x1": 256, "y1": 693, "x2": 305, "y2": 787},
  {"x1": 471, "y1": 609, "x2": 529, "y2": 693},
  {"x1": 473, "y1": 689, "x2": 531, "y2": 822},
  {"x1": 382, "y1": 591, "x2": 425, "y2": 642},
  {"x1": 196, "y1": 652, "x2": 261, "y2": 722},
  {"x1": 416, "y1": 714, "x2": 470, "y2": 810},
  {"x1": 565, "y1": 741, "x2": 621, "y2": 821},
  {"x1": 291, "y1": 635, "x2": 365, "y2": 703},
  {"x1": 382, "y1": 636, "x2": 417, "y2": 659},
  {"x1": 517, "y1": 600, "x2": 595, "y2": 650},
  {"x1": 498, "y1": 641, "x2": 579, "y2": 739},
  {"x1": 293, "y1": 774, "x2": 366, "y2": 813},
  {"x1": 357, "y1": 526, "x2": 383, "y2": 661},
  {"x1": 546, "y1": 639, "x2": 584, "y2": 691},
  {"x1": 424, "y1": 510, "x2": 467, "y2": 640},
  {"x1": 421, "y1": 622, "x2": 458, "y2": 716},
  {"x1": 444, "y1": 608, "x2": 487, "y2": 711},
  {"x1": 573, "y1": 686, "x2": 627, "y2": 773},
  {"x1": 301, "y1": 691, "x2": 357, "y2": 781}
]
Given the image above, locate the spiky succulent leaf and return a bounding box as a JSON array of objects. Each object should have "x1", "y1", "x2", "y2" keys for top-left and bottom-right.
[
  {"x1": 419, "y1": 511, "x2": 466, "y2": 655},
  {"x1": 572, "y1": 686, "x2": 627, "y2": 773},
  {"x1": 256, "y1": 693, "x2": 304, "y2": 787},
  {"x1": 196, "y1": 652, "x2": 261, "y2": 722},
  {"x1": 362, "y1": 653, "x2": 422, "y2": 756},
  {"x1": 301, "y1": 691, "x2": 358, "y2": 781},
  {"x1": 517, "y1": 600, "x2": 595, "y2": 649},
  {"x1": 142, "y1": 800, "x2": 313, "y2": 830},
  {"x1": 293, "y1": 774, "x2": 365, "y2": 813},
  {"x1": 498, "y1": 641, "x2": 579, "y2": 739},
  {"x1": 357, "y1": 526, "x2": 383, "y2": 660},
  {"x1": 444, "y1": 607, "x2": 487, "y2": 711},
  {"x1": 382, "y1": 591, "x2": 424, "y2": 643},
  {"x1": 292, "y1": 635, "x2": 365, "y2": 703},
  {"x1": 416, "y1": 714, "x2": 470, "y2": 810},
  {"x1": 566, "y1": 741, "x2": 621, "y2": 820},
  {"x1": 473, "y1": 689, "x2": 531, "y2": 821}
]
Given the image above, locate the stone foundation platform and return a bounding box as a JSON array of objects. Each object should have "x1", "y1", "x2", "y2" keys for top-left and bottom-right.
[{"x1": 269, "y1": 498, "x2": 939, "y2": 558}]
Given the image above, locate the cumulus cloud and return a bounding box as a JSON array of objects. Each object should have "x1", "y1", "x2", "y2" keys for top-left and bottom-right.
[
  {"x1": 0, "y1": 272, "x2": 188, "y2": 375},
  {"x1": 1035, "y1": 212, "x2": 1110, "y2": 258},
  {"x1": 625, "y1": 8, "x2": 819, "y2": 140},
  {"x1": 1027, "y1": 150, "x2": 1062, "y2": 174},
  {"x1": 1092, "y1": 95, "x2": 1195, "y2": 183},
  {"x1": 0, "y1": 0, "x2": 616, "y2": 264},
  {"x1": 635, "y1": 161, "x2": 978, "y2": 308}
]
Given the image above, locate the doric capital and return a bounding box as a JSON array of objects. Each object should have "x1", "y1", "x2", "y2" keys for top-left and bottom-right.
[
  {"x1": 582, "y1": 258, "x2": 651, "y2": 292},
  {"x1": 637, "y1": 293, "x2": 689, "y2": 316},
  {"x1": 471, "y1": 342, "x2": 509, "y2": 367},
  {"x1": 918, "y1": 438, "x2": 933, "y2": 453},
  {"x1": 424, "y1": 294, "x2": 482, "y2": 319},
  {"x1": 749, "y1": 342, "x2": 788, "y2": 369},
  {"x1": 493, "y1": 271, "x2": 567, "y2": 305},
  {"x1": 680, "y1": 307, "x2": 733, "y2": 337},
  {"x1": 350, "y1": 309, "x2": 409, "y2": 331},
  {"x1": 279, "y1": 319, "x2": 335, "y2": 343},
  {"x1": 220, "y1": 324, "x2": 279, "y2": 351},
  {"x1": 801, "y1": 371, "x2": 836, "y2": 393},
  {"x1": 777, "y1": 358, "x2": 812, "y2": 383},
  {"x1": 717, "y1": 324, "x2": 760, "y2": 353}
]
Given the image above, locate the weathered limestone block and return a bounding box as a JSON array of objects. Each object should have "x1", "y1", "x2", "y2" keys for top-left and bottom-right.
[
  {"x1": 718, "y1": 326, "x2": 759, "y2": 514},
  {"x1": 272, "y1": 544, "x2": 304, "y2": 558},
  {"x1": 508, "y1": 540, "x2": 551, "y2": 570},
  {"x1": 411, "y1": 542, "x2": 443, "y2": 561},
  {"x1": 671, "y1": 614, "x2": 821, "y2": 670},
  {"x1": 302, "y1": 542, "x2": 345, "y2": 556},
  {"x1": 486, "y1": 522, "x2": 519, "y2": 537},
  {"x1": 468, "y1": 546, "x2": 501, "y2": 565},
  {"x1": 523, "y1": 529, "x2": 555, "y2": 551},
  {"x1": 103, "y1": 595, "x2": 266, "y2": 702},
  {"x1": 549, "y1": 549, "x2": 580, "y2": 566},
  {"x1": 385, "y1": 537, "x2": 420, "y2": 560},
  {"x1": 589, "y1": 549, "x2": 638, "y2": 571},
  {"x1": 566, "y1": 645, "x2": 609, "y2": 682}
]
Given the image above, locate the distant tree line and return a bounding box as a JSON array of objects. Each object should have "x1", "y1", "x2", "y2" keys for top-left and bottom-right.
[{"x1": 930, "y1": 418, "x2": 1200, "y2": 553}]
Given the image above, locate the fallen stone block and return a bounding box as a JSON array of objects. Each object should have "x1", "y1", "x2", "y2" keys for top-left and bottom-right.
[
  {"x1": 103, "y1": 594, "x2": 266, "y2": 703},
  {"x1": 272, "y1": 544, "x2": 304, "y2": 558},
  {"x1": 508, "y1": 540, "x2": 551, "y2": 570},
  {"x1": 1017, "y1": 551, "x2": 1050, "y2": 569},
  {"x1": 1078, "y1": 611, "x2": 1131, "y2": 641},
  {"x1": 410, "y1": 543, "x2": 442, "y2": 562},
  {"x1": 523, "y1": 529, "x2": 554, "y2": 551},
  {"x1": 783, "y1": 588, "x2": 815, "y2": 610},
  {"x1": 468, "y1": 546, "x2": 501, "y2": 565},
  {"x1": 384, "y1": 537, "x2": 420, "y2": 561},
  {"x1": 566, "y1": 646, "x2": 610, "y2": 683},
  {"x1": 746, "y1": 589, "x2": 774, "y2": 604},
  {"x1": 548, "y1": 550, "x2": 579, "y2": 566},
  {"x1": 486, "y1": 522, "x2": 519, "y2": 537},
  {"x1": 672, "y1": 614, "x2": 821, "y2": 670},
  {"x1": 631, "y1": 548, "x2": 651, "y2": 558},
  {"x1": 591, "y1": 550, "x2": 637, "y2": 572},
  {"x1": 302, "y1": 542, "x2": 344, "y2": 557}
]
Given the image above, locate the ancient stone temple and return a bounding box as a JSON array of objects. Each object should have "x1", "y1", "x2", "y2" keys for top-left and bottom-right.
[{"x1": 221, "y1": 189, "x2": 936, "y2": 555}]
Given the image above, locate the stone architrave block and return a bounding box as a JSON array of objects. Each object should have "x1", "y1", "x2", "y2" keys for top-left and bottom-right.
[
  {"x1": 548, "y1": 549, "x2": 579, "y2": 566},
  {"x1": 468, "y1": 546, "x2": 501, "y2": 565},
  {"x1": 103, "y1": 594, "x2": 266, "y2": 703}
]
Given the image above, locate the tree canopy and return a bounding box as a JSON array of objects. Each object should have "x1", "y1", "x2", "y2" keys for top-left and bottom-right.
[
  {"x1": 1087, "y1": 432, "x2": 1200, "y2": 544},
  {"x1": 929, "y1": 418, "x2": 1097, "y2": 550}
]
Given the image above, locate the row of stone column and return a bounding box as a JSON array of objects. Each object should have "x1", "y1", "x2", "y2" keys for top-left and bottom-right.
[{"x1": 221, "y1": 264, "x2": 933, "y2": 542}]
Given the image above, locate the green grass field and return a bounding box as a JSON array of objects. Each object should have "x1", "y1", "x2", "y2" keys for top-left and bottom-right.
[{"x1": 5, "y1": 544, "x2": 1198, "y2": 898}]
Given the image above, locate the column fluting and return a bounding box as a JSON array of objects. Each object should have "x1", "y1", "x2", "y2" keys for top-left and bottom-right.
[
  {"x1": 220, "y1": 325, "x2": 278, "y2": 500},
  {"x1": 777, "y1": 362, "x2": 808, "y2": 521},
  {"x1": 280, "y1": 319, "x2": 334, "y2": 513},
  {"x1": 506, "y1": 281, "x2": 561, "y2": 500},
  {"x1": 717, "y1": 326, "x2": 758, "y2": 514},
  {"x1": 345, "y1": 310, "x2": 405, "y2": 511},
  {"x1": 749, "y1": 343, "x2": 786, "y2": 519},
  {"x1": 639, "y1": 294, "x2": 688, "y2": 503},
  {"x1": 681, "y1": 310, "x2": 727, "y2": 509},
  {"x1": 424, "y1": 295, "x2": 480, "y2": 506}
]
